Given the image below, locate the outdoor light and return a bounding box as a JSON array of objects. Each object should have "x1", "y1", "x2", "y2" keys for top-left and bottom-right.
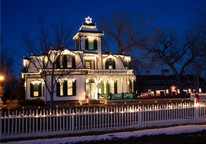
[{"x1": 0, "y1": 75, "x2": 4, "y2": 81}]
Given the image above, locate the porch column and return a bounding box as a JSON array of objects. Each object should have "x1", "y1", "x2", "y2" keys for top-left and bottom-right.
[
  {"x1": 132, "y1": 79, "x2": 134, "y2": 92},
  {"x1": 121, "y1": 78, "x2": 123, "y2": 93}
]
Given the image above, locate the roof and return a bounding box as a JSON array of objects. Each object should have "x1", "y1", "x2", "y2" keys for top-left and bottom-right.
[{"x1": 136, "y1": 75, "x2": 205, "y2": 85}]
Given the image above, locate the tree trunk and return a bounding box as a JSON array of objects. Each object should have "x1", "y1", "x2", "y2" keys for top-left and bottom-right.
[{"x1": 176, "y1": 74, "x2": 184, "y2": 98}]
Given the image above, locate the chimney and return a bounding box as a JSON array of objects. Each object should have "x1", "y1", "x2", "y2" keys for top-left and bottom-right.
[
  {"x1": 161, "y1": 69, "x2": 169, "y2": 76},
  {"x1": 59, "y1": 45, "x2": 64, "y2": 50},
  {"x1": 145, "y1": 71, "x2": 150, "y2": 76}
]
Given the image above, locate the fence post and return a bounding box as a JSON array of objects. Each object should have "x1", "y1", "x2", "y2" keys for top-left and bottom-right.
[
  {"x1": 72, "y1": 114, "x2": 74, "y2": 133},
  {"x1": 0, "y1": 110, "x2": 2, "y2": 140},
  {"x1": 138, "y1": 110, "x2": 142, "y2": 127}
]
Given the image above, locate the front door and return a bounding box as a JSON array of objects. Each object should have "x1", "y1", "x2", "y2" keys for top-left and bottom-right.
[{"x1": 86, "y1": 83, "x2": 96, "y2": 99}]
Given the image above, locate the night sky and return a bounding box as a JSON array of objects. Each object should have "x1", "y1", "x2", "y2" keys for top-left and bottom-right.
[{"x1": 1, "y1": 0, "x2": 206, "y2": 75}]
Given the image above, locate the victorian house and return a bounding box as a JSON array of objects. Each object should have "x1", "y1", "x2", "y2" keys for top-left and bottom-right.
[{"x1": 22, "y1": 17, "x2": 136, "y2": 102}]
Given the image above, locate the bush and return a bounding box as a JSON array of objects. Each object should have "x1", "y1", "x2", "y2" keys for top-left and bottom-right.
[
  {"x1": 18, "y1": 98, "x2": 45, "y2": 106},
  {"x1": 36, "y1": 98, "x2": 45, "y2": 107}
]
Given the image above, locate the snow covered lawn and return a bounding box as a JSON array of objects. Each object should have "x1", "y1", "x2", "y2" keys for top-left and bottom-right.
[{"x1": 2, "y1": 125, "x2": 206, "y2": 144}]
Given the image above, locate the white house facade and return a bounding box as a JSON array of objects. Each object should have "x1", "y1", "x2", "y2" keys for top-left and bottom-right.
[{"x1": 22, "y1": 17, "x2": 136, "y2": 102}]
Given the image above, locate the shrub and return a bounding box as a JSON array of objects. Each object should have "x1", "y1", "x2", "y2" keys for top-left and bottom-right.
[{"x1": 18, "y1": 98, "x2": 45, "y2": 106}]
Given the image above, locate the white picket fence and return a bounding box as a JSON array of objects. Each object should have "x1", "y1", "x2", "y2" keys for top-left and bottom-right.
[{"x1": 1, "y1": 102, "x2": 206, "y2": 140}]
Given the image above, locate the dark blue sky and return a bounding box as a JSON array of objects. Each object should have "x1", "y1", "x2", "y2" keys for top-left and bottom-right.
[{"x1": 1, "y1": 0, "x2": 206, "y2": 74}]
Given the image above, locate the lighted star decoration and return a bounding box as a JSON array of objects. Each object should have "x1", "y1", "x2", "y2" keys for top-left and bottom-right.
[
  {"x1": 85, "y1": 16, "x2": 92, "y2": 24},
  {"x1": 171, "y1": 86, "x2": 176, "y2": 91}
]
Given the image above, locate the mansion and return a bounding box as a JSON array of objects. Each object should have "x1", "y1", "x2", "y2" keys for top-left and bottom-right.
[{"x1": 22, "y1": 17, "x2": 136, "y2": 102}]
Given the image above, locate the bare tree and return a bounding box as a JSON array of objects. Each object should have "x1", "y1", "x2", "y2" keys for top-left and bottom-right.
[
  {"x1": 98, "y1": 8, "x2": 155, "y2": 75},
  {"x1": 15, "y1": 16, "x2": 76, "y2": 111},
  {"x1": 146, "y1": 27, "x2": 204, "y2": 97}
]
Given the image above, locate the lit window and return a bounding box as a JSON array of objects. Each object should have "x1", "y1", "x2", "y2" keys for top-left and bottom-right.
[
  {"x1": 60, "y1": 82, "x2": 63, "y2": 96},
  {"x1": 88, "y1": 38, "x2": 94, "y2": 50},
  {"x1": 67, "y1": 80, "x2": 73, "y2": 95},
  {"x1": 178, "y1": 89, "x2": 180, "y2": 93},
  {"x1": 108, "y1": 58, "x2": 113, "y2": 69},
  {"x1": 188, "y1": 89, "x2": 191, "y2": 93},
  {"x1": 86, "y1": 62, "x2": 90, "y2": 69},
  {"x1": 67, "y1": 55, "x2": 72, "y2": 68},
  {"x1": 166, "y1": 89, "x2": 169, "y2": 94},
  {"x1": 33, "y1": 83, "x2": 39, "y2": 96},
  {"x1": 86, "y1": 84, "x2": 91, "y2": 92},
  {"x1": 110, "y1": 82, "x2": 114, "y2": 93},
  {"x1": 199, "y1": 88, "x2": 202, "y2": 93}
]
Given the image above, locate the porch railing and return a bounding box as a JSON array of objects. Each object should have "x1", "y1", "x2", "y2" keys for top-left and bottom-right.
[{"x1": 87, "y1": 69, "x2": 133, "y2": 75}]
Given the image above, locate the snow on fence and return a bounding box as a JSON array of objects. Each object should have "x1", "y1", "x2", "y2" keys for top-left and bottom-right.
[{"x1": 0, "y1": 102, "x2": 206, "y2": 140}]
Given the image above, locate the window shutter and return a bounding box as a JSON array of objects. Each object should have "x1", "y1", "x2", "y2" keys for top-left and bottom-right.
[
  {"x1": 56, "y1": 82, "x2": 60, "y2": 96},
  {"x1": 56, "y1": 56, "x2": 60, "y2": 68},
  {"x1": 72, "y1": 56, "x2": 75, "y2": 68},
  {"x1": 85, "y1": 38, "x2": 88, "y2": 50},
  {"x1": 43, "y1": 85, "x2": 45, "y2": 97},
  {"x1": 30, "y1": 83, "x2": 33, "y2": 97},
  {"x1": 93, "y1": 60, "x2": 95, "y2": 69},
  {"x1": 101, "y1": 82, "x2": 104, "y2": 94},
  {"x1": 83, "y1": 61, "x2": 86, "y2": 68},
  {"x1": 73, "y1": 80, "x2": 76, "y2": 96},
  {"x1": 128, "y1": 61, "x2": 131, "y2": 69},
  {"x1": 38, "y1": 83, "x2": 42, "y2": 97},
  {"x1": 114, "y1": 81, "x2": 117, "y2": 94},
  {"x1": 63, "y1": 55, "x2": 67, "y2": 68},
  {"x1": 63, "y1": 81, "x2": 67, "y2": 96},
  {"x1": 113, "y1": 59, "x2": 116, "y2": 69},
  {"x1": 94, "y1": 39, "x2": 97, "y2": 50},
  {"x1": 105, "y1": 59, "x2": 108, "y2": 69},
  {"x1": 106, "y1": 83, "x2": 110, "y2": 94}
]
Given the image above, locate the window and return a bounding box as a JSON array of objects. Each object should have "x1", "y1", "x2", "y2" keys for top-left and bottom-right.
[
  {"x1": 56, "y1": 79, "x2": 76, "y2": 96},
  {"x1": 105, "y1": 58, "x2": 115, "y2": 69},
  {"x1": 111, "y1": 82, "x2": 114, "y2": 94},
  {"x1": 67, "y1": 55, "x2": 72, "y2": 68},
  {"x1": 60, "y1": 82, "x2": 63, "y2": 96},
  {"x1": 88, "y1": 38, "x2": 94, "y2": 50},
  {"x1": 85, "y1": 38, "x2": 97, "y2": 50},
  {"x1": 166, "y1": 89, "x2": 169, "y2": 94},
  {"x1": 86, "y1": 84, "x2": 91, "y2": 92},
  {"x1": 33, "y1": 84, "x2": 39, "y2": 97},
  {"x1": 30, "y1": 82, "x2": 42, "y2": 97},
  {"x1": 199, "y1": 88, "x2": 202, "y2": 93},
  {"x1": 177, "y1": 89, "x2": 180, "y2": 93},
  {"x1": 84, "y1": 60, "x2": 95, "y2": 69},
  {"x1": 86, "y1": 62, "x2": 90, "y2": 69},
  {"x1": 67, "y1": 80, "x2": 73, "y2": 95},
  {"x1": 188, "y1": 89, "x2": 191, "y2": 93}
]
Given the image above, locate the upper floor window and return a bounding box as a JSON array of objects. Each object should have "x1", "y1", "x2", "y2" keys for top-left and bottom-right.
[
  {"x1": 85, "y1": 37, "x2": 97, "y2": 50},
  {"x1": 105, "y1": 58, "x2": 115, "y2": 69},
  {"x1": 84, "y1": 60, "x2": 95, "y2": 69},
  {"x1": 56, "y1": 55, "x2": 75, "y2": 69},
  {"x1": 123, "y1": 58, "x2": 131, "y2": 69}
]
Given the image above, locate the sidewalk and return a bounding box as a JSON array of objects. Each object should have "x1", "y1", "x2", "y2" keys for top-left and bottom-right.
[{"x1": 2, "y1": 125, "x2": 206, "y2": 144}]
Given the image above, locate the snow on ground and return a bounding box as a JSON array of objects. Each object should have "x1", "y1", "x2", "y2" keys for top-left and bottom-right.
[{"x1": 2, "y1": 125, "x2": 206, "y2": 144}]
